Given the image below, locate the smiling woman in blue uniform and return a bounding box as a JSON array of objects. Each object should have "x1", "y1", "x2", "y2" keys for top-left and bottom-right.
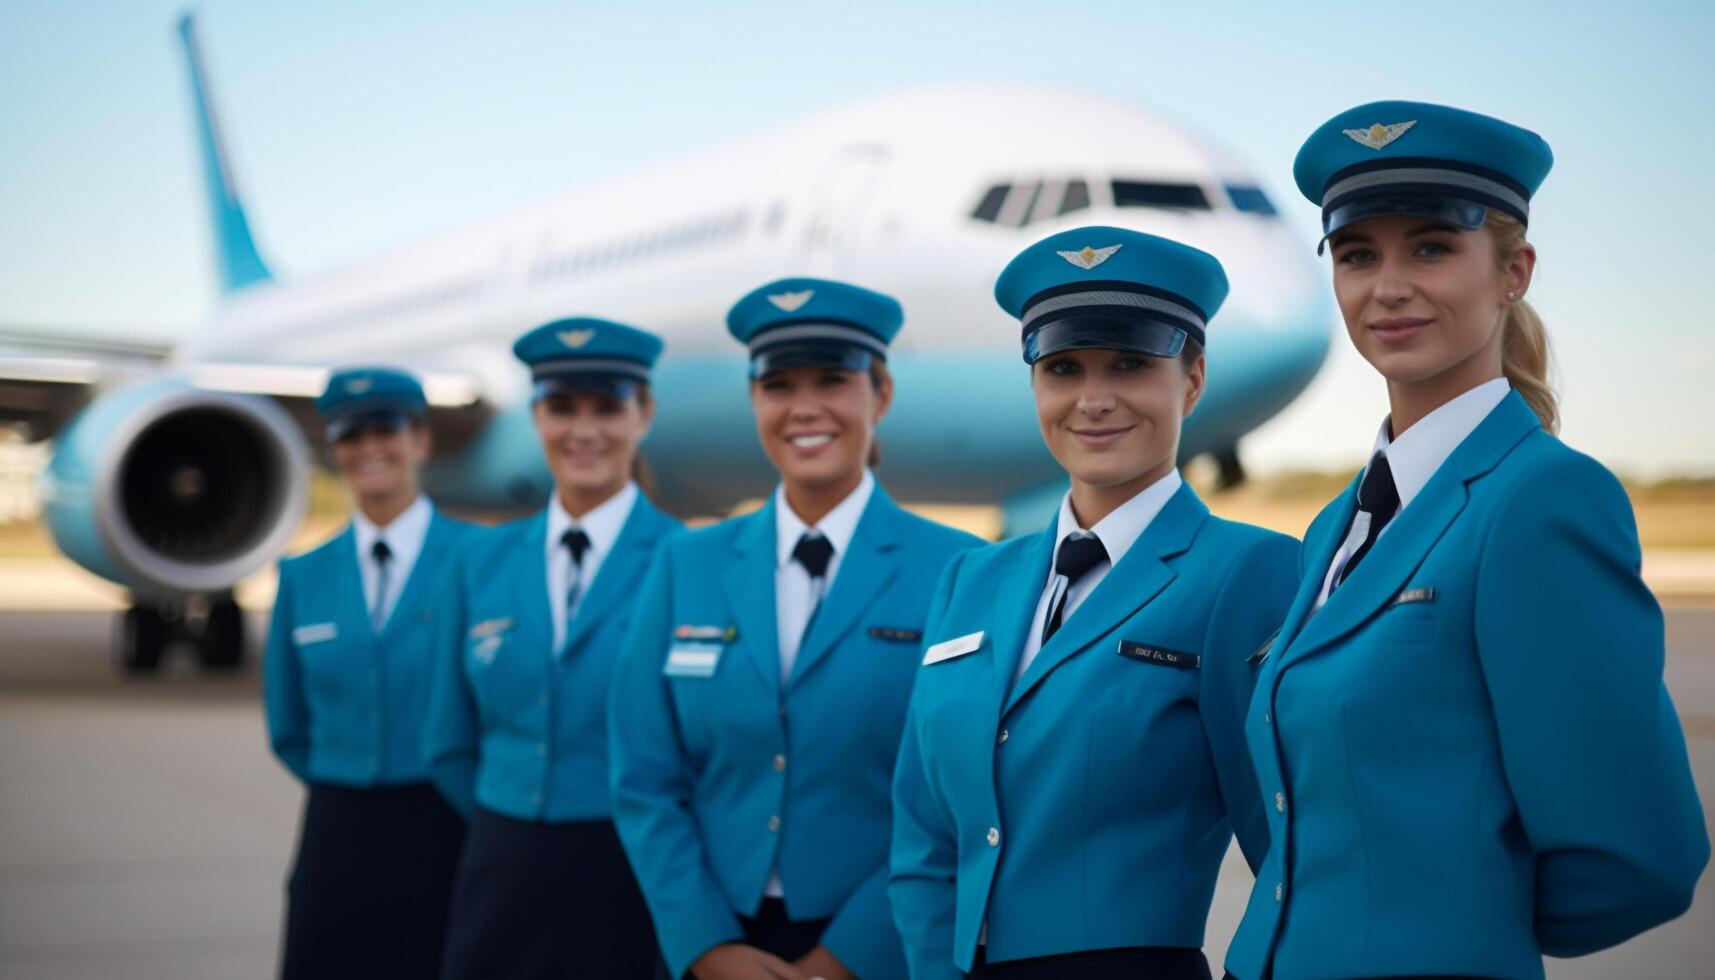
[
  {"x1": 423, "y1": 319, "x2": 679, "y2": 980},
  {"x1": 889, "y1": 228, "x2": 1298, "y2": 980},
  {"x1": 609, "y1": 278, "x2": 984, "y2": 980},
  {"x1": 264, "y1": 367, "x2": 470, "y2": 980},
  {"x1": 1223, "y1": 103, "x2": 1708, "y2": 980}
]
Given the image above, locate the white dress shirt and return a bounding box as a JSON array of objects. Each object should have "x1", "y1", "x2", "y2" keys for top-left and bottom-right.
[
  {"x1": 1315, "y1": 378, "x2": 1511, "y2": 610},
  {"x1": 765, "y1": 468, "x2": 874, "y2": 898},
  {"x1": 545, "y1": 481, "x2": 639, "y2": 653},
  {"x1": 1016, "y1": 468, "x2": 1183, "y2": 679},
  {"x1": 352, "y1": 494, "x2": 433, "y2": 632},
  {"x1": 774, "y1": 469, "x2": 874, "y2": 681}
]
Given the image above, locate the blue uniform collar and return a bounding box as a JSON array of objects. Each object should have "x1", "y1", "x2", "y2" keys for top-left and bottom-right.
[
  {"x1": 1003, "y1": 481, "x2": 1208, "y2": 716},
  {"x1": 1283, "y1": 390, "x2": 1542, "y2": 669}
]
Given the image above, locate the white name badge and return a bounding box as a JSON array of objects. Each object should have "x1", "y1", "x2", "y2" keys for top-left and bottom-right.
[
  {"x1": 664, "y1": 642, "x2": 723, "y2": 678},
  {"x1": 293, "y1": 623, "x2": 338, "y2": 645},
  {"x1": 923, "y1": 630, "x2": 984, "y2": 665}
]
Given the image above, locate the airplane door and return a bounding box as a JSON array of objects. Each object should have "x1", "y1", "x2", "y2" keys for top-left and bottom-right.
[{"x1": 802, "y1": 143, "x2": 890, "y2": 275}]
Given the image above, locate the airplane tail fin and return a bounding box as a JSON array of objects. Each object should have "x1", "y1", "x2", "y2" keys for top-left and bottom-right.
[{"x1": 176, "y1": 12, "x2": 273, "y2": 293}]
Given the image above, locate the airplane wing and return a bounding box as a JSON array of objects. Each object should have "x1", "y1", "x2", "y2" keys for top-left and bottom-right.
[
  {"x1": 0, "y1": 327, "x2": 170, "y2": 440},
  {"x1": 0, "y1": 327, "x2": 493, "y2": 452},
  {"x1": 180, "y1": 361, "x2": 494, "y2": 454}
]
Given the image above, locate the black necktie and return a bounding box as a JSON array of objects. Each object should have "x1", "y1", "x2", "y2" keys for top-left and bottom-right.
[
  {"x1": 1337, "y1": 451, "x2": 1401, "y2": 587},
  {"x1": 562, "y1": 529, "x2": 592, "y2": 622},
  {"x1": 562, "y1": 528, "x2": 592, "y2": 567},
  {"x1": 792, "y1": 532, "x2": 836, "y2": 647},
  {"x1": 793, "y1": 532, "x2": 834, "y2": 580},
  {"x1": 370, "y1": 539, "x2": 393, "y2": 631},
  {"x1": 1043, "y1": 532, "x2": 1108, "y2": 643}
]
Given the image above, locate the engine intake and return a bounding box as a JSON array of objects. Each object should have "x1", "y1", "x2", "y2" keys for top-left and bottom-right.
[{"x1": 42, "y1": 378, "x2": 308, "y2": 596}]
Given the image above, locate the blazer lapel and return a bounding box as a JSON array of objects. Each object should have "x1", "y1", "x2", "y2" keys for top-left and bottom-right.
[
  {"x1": 721, "y1": 504, "x2": 781, "y2": 698},
  {"x1": 787, "y1": 488, "x2": 903, "y2": 691},
  {"x1": 1002, "y1": 483, "x2": 1208, "y2": 716},
  {"x1": 515, "y1": 509, "x2": 554, "y2": 659},
  {"x1": 380, "y1": 509, "x2": 452, "y2": 640},
  {"x1": 1282, "y1": 391, "x2": 1541, "y2": 668},
  {"x1": 990, "y1": 524, "x2": 1056, "y2": 706},
  {"x1": 333, "y1": 524, "x2": 378, "y2": 649},
  {"x1": 1270, "y1": 476, "x2": 1359, "y2": 656},
  {"x1": 562, "y1": 495, "x2": 667, "y2": 657}
]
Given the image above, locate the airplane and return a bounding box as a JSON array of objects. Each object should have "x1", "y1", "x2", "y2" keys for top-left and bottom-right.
[{"x1": 0, "y1": 14, "x2": 1331, "y2": 673}]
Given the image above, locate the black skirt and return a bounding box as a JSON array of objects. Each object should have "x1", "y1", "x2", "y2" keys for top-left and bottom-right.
[
  {"x1": 280, "y1": 782, "x2": 466, "y2": 980},
  {"x1": 440, "y1": 807, "x2": 657, "y2": 980},
  {"x1": 973, "y1": 945, "x2": 1211, "y2": 980},
  {"x1": 656, "y1": 898, "x2": 831, "y2": 980}
]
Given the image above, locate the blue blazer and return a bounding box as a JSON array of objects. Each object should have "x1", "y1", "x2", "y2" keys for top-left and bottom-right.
[
  {"x1": 890, "y1": 482, "x2": 1298, "y2": 978},
  {"x1": 423, "y1": 493, "x2": 680, "y2": 823},
  {"x1": 264, "y1": 508, "x2": 471, "y2": 787},
  {"x1": 608, "y1": 485, "x2": 983, "y2": 980},
  {"x1": 1227, "y1": 391, "x2": 1709, "y2": 980}
]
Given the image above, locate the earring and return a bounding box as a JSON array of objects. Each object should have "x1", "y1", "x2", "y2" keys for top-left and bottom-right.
[{"x1": 1507, "y1": 291, "x2": 1517, "y2": 301}]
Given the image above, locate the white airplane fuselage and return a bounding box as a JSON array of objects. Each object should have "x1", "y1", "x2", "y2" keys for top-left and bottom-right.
[{"x1": 184, "y1": 85, "x2": 1332, "y2": 518}]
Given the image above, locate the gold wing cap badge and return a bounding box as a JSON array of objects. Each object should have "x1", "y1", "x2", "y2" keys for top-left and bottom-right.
[
  {"x1": 1057, "y1": 244, "x2": 1122, "y2": 270},
  {"x1": 344, "y1": 376, "x2": 373, "y2": 394},
  {"x1": 557, "y1": 328, "x2": 596, "y2": 349},
  {"x1": 767, "y1": 289, "x2": 814, "y2": 313},
  {"x1": 1343, "y1": 120, "x2": 1416, "y2": 150}
]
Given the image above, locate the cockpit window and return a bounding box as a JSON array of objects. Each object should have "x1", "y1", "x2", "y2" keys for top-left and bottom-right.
[
  {"x1": 971, "y1": 183, "x2": 1010, "y2": 223},
  {"x1": 1225, "y1": 185, "x2": 1278, "y2": 216},
  {"x1": 1004, "y1": 181, "x2": 1043, "y2": 227},
  {"x1": 1111, "y1": 180, "x2": 1210, "y2": 211},
  {"x1": 1059, "y1": 179, "x2": 1091, "y2": 216}
]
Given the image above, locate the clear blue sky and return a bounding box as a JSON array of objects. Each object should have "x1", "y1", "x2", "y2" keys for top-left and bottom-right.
[{"x1": 2, "y1": 1, "x2": 1711, "y2": 475}]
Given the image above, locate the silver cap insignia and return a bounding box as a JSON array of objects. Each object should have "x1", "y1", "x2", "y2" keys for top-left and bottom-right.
[
  {"x1": 1056, "y1": 244, "x2": 1122, "y2": 270},
  {"x1": 1343, "y1": 120, "x2": 1416, "y2": 150},
  {"x1": 767, "y1": 290, "x2": 814, "y2": 312}
]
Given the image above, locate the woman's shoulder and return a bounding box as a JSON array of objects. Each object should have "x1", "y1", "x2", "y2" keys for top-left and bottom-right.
[
  {"x1": 948, "y1": 533, "x2": 1040, "y2": 582},
  {"x1": 280, "y1": 525, "x2": 351, "y2": 577},
  {"x1": 891, "y1": 507, "x2": 989, "y2": 556},
  {"x1": 1498, "y1": 427, "x2": 1622, "y2": 492},
  {"x1": 1200, "y1": 513, "x2": 1298, "y2": 552},
  {"x1": 658, "y1": 508, "x2": 759, "y2": 560}
]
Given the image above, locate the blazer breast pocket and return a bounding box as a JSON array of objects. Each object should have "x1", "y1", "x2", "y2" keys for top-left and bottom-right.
[
  {"x1": 292, "y1": 620, "x2": 350, "y2": 681},
  {"x1": 1361, "y1": 591, "x2": 1440, "y2": 653}
]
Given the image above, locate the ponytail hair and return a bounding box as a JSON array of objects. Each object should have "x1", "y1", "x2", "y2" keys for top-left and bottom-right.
[
  {"x1": 631, "y1": 384, "x2": 657, "y2": 497},
  {"x1": 866, "y1": 360, "x2": 890, "y2": 468},
  {"x1": 1484, "y1": 212, "x2": 1558, "y2": 433}
]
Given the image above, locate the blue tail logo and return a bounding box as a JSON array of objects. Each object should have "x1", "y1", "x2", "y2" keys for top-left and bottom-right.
[{"x1": 176, "y1": 13, "x2": 272, "y2": 294}]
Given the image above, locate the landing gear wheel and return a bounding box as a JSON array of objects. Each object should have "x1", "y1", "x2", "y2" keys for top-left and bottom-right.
[
  {"x1": 197, "y1": 597, "x2": 245, "y2": 670},
  {"x1": 1215, "y1": 446, "x2": 1247, "y2": 491},
  {"x1": 116, "y1": 606, "x2": 168, "y2": 674}
]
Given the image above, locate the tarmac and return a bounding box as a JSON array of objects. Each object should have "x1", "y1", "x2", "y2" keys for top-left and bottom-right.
[{"x1": 1, "y1": 607, "x2": 1712, "y2": 979}]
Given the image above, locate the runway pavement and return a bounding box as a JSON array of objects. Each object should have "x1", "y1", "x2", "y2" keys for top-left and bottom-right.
[{"x1": 2, "y1": 608, "x2": 1712, "y2": 979}]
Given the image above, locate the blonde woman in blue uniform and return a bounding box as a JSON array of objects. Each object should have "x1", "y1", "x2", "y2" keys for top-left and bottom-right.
[
  {"x1": 424, "y1": 319, "x2": 679, "y2": 979},
  {"x1": 264, "y1": 367, "x2": 470, "y2": 980},
  {"x1": 890, "y1": 227, "x2": 1299, "y2": 980},
  {"x1": 1224, "y1": 103, "x2": 1708, "y2": 980},
  {"x1": 610, "y1": 278, "x2": 984, "y2": 980}
]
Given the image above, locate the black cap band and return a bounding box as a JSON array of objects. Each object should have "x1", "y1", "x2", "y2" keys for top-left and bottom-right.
[
  {"x1": 747, "y1": 321, "x2": 887, "y2": 378},
  {"x1": 1317, "y1": 194, "x2": 1491, "y2": 253},
  {"x1": 1018, "y1": 283, "x2": 1205, "y2": 364},
  {"x1": 532, "y1": 374, "x2": 642, "y2": 401},
  {"x1": 1024, "y1": 315, "x2": 1190, "y2": 363},
  {"x1": 749, "y1": 344, "x2": 875, "y2": 378},
  {"x1": 326, "y1": 407, "x2": 415, "y2": 441}
]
